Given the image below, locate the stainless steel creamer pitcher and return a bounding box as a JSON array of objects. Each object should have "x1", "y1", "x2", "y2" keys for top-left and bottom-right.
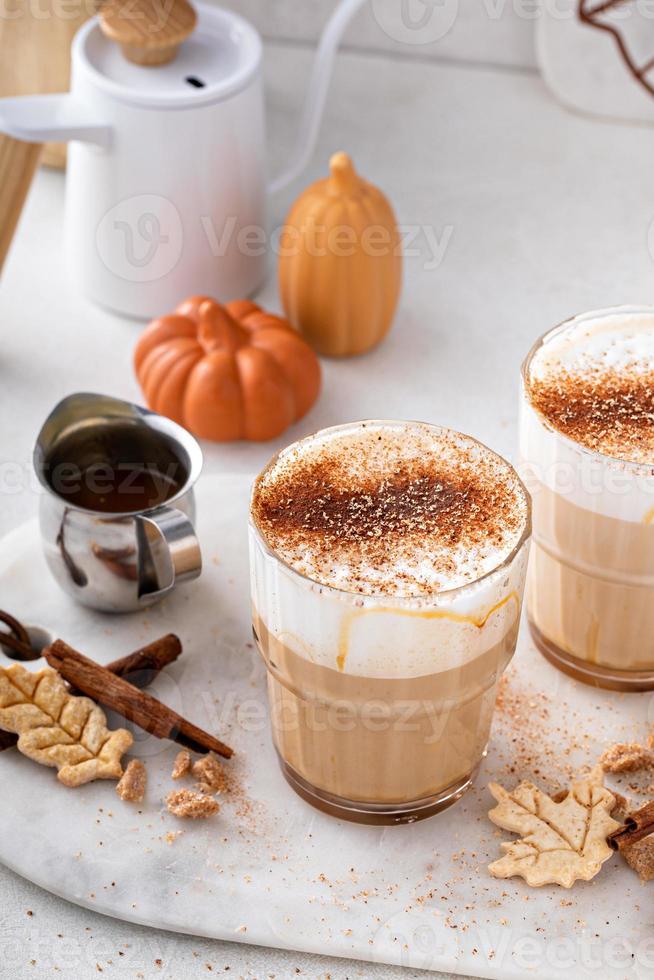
[{"x1": 34, "y1": 393, "x2": 203, "y2": 613}]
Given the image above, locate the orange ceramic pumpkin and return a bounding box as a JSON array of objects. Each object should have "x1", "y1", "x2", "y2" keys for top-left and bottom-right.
[
  {"x1": 134, "y1": 297, "x2": 321, "y2": 442},
  {"x1": 279, "y1": 152, "x2": 402, "y2": 357}
]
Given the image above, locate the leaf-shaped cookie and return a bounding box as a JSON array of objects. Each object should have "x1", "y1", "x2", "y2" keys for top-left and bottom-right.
[
  {"x1": 487, "y1": 768, "x2": 621, "y2": 888},
  {"x1": 0, "y1": 663, "x2": 133, "y2": 787}
]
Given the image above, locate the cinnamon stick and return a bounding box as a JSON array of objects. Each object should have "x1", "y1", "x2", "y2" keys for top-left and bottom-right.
[
  {"x1": 0, "y1": 610, "x2": 30, "y2": 645},
  {"x1": 0, "y1": 631, "x2": 36, "y2": 661},
  {"x1": 45, "y1": 639, "x2": 233, "y2": 760},
  {"x1": 78, "y1": 633, "x2": 182, "y2": 692},
  {"x1": 0, "y1": 610, "x2": 35, "y2": 661},
  {"x1": 608, "y1": 801, "x2": 654, "y2": 851},
  {"x1": 0, "y1": 634, "x2": 183, "y2": 752}
]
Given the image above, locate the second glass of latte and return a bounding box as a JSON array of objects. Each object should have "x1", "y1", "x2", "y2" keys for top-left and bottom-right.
[
  {"x1": 246, "y1": 305, "x2": 654, "y2": 823},
  {"x1": 249, "y1": 421, "x2": 530, "y2": 824},
  {"x1": 520, "y1": 305, "x2": 654, "y2": 690}
]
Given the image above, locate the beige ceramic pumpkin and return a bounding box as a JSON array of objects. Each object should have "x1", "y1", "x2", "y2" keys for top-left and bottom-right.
[{"x1": 278, "y1": 152, "x2": 402, "y2": 357}]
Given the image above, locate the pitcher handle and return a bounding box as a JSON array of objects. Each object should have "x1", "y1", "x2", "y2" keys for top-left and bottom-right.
[{"x1": 136, "y1": 506, "x2": 202, "y2": 602}]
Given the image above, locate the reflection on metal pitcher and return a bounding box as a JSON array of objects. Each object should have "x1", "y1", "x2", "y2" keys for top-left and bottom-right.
[{"x1": 34, "y1": 392, "x2": 203, "y2": 613}]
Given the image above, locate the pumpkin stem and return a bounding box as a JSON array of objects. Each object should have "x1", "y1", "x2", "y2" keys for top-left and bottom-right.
[
  {"x1": 197, "y1": 301, "x2": 246, "y2": 354},
  {"x1": 329, "y1": 152, "x2": 360, "y2": 194}
]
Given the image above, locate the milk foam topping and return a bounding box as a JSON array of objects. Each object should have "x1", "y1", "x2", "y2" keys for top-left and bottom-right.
[{"x1": 250, "y1": 421, "x2": 530, "y2": 677}]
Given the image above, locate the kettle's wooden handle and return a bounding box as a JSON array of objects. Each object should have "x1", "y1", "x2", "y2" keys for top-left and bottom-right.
[{"x1": 0, "y1": 134, "x2": 42, "y2": 273}]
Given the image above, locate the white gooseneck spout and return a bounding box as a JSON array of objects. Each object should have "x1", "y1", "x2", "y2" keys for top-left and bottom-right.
[{"x1": 268, "y1": 0, "x2": 368, "y2": 195}]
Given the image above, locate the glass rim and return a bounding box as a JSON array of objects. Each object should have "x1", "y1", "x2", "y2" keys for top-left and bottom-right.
[
  {"x1": 521, "y1": 304, "x2": 654, "y2": 476},
  {"x1": 249, "y1": 419, "x2": 532, "y2": 604}
]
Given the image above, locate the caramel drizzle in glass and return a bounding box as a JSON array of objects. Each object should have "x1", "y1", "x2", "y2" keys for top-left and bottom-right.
[{"x1": 335, "y1": 591, "x2": 520, "y2": 672}]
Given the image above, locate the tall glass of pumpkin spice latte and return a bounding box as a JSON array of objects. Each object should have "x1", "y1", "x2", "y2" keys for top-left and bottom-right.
[
  {"x1": 249, "y1": 421, "x2": 531, "y2": 824},
  {"x1": 521, "y1": 306, "x2": 654, "y2": 690}
]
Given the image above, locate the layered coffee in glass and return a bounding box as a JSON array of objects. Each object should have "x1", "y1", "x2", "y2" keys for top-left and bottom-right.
[
  {"x1": 249, "y1": 420, "x2": 531, "y2": 823},
  {"x1": 521, "y1": 306, "x2": 654, "y2": 690}
]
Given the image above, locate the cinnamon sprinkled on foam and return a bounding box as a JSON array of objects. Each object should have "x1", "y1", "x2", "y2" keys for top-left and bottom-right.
[
  {"x1": 252, "y1": 422, "x2": 529, "y2": 596},
  {"x1": 529, "y1": 368, "x2": 654, "y2": 463},
  {"x1": 526, "y1": 310, "x2": 654, "y2": 464}
]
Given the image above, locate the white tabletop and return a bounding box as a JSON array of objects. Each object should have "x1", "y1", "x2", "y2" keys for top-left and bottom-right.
[{"x1": 1, "y1": 30, "x2": 652, "y2": 980}]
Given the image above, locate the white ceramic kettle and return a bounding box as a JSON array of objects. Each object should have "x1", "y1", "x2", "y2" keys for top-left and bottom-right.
[{"x1": 0, "y1": 0, "x2": 365, "y2": 318}]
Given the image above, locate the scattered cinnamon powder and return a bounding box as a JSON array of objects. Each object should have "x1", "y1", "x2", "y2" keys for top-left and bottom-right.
[
  {"x1": 529, "y1": 367, "x2": 654, "y2": 462},
  {"x1": 493, "y1": 672, "x2": 568, "y2": 783}
]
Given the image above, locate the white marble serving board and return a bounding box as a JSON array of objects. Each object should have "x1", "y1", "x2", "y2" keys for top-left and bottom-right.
[{"x1": 0, "y1": 474, "x2": 652, "y2": 980}]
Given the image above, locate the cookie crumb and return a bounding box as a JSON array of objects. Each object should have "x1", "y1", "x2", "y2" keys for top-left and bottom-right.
[
  {"x1": 116, "y1": 760, "x2": 147, "y2": 803},
  {"x1": 171, "y1": 750, "x2": 192, "y2": 780},
  {"x1": 622, "y1": 837, "x2": 654, "y2": 882},
  {"x1": 192, "y1": 753, "x2": 227, "y2": 794},
  {"x1": 600, "y1": 743, "x2": 654, "y2": 774},
  {"x1": 166, "y1": 789, "x2": 220, "y2": 820}
]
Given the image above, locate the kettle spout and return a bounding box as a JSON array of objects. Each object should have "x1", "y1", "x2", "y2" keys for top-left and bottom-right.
[
  {"x1": 268, "y1": 0, "x2": 367, "y2": 195},
  {"x1": 0, "y1": 94, "x2": 111, "y2": 148}
]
